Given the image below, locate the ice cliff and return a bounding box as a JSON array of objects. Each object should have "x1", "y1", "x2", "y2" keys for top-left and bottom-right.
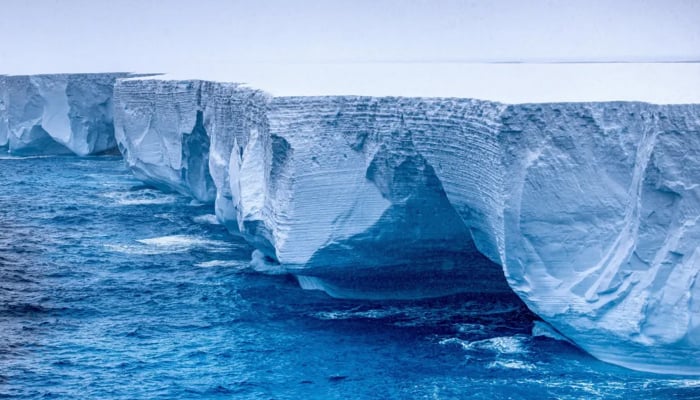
[
  {"x1": 0, "y1": 73, "x2": 130, "y2": 155},
  {"x1": 0, "y1": 76, "x2": 8, "y2": 147},
  {"x1": 2, "y1": 66, "x2": 698, "y2": 375},
  {"x1": 113, "y1": 73, "x2": 700, "y2": 375}
]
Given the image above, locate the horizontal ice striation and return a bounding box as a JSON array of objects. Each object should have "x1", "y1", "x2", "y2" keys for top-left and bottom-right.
[
  {"x1": 113, "y1": 79, "x2": 266, "y2": 203},
  {"x1": 113, "y1": 76, "x2": 700, "y2": 374},
  {"x1": 200, "y1": 81, "x2": 268, "y2": 229},
  {"x1": 3, "y1": 73, "x2": 129, "y2": 156},
  {"x1": 254, "y1": 97, "x2": 510, "y2": 298},
  {"x1": 500, "y1": 103, "x2": 700, "y2": 375}
]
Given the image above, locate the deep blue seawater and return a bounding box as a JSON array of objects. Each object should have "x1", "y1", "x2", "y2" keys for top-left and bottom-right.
[{"x1": 1, "y1": 155, "x2": 699, "y2": 399}]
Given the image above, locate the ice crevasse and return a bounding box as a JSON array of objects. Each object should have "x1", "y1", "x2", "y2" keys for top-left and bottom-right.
[{"x1": 112, "y1": 68, "x2": 700, "y2": 375}]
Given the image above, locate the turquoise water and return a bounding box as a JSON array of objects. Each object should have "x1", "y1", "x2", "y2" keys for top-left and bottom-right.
[{"x1": 1, "y1": 155, "x2": 698, "y2": 399}]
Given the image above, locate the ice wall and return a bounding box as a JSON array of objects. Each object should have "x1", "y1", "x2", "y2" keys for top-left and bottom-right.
[
  {"x1": 111, "y1": 76, "x2": 700, "y2": 374},
  {"x1": 0, "y1": 76, "x2": 8, "y2": 148},
  {"x1": 500, "y1": 103, "x2": 700, "y2": 374},
  {"x1": 114, "y1": 82, "x2": 512, "y2": 298},
  {"x1": 4, "y1": 73, "x2": 129, "y2": 156},
  {"x1": 113, "y1": 79, "x2": 267, "y2": 203}
]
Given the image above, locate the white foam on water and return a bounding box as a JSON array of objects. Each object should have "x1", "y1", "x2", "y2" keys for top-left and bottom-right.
[
  {"x1": 312, "y1": 307, "x2": 400, "y2": 321},
  {"x1": 105, "y1": 235, "x2": 235, "y2": 255},
  {"x1": 471, "y1": 336, "x2": 529, "y2": 354},
  {"x1": 102, "y1": 243, "x2": 173, "y2": 256},
  {"x1": 154, "y1": 213, "x2": 178, "y2": 222},
  {"x1": 137, "y1": 235, "x2": 230, "y2": 248},
  {"x1": 193, "y1": 214, "x2": 220, "y2": 225},
  {"x1": 100, "y1": 189, "x2": 178, "y2": 206},
  {"x1": 655, "y1": 379, "x2": 700, "y2": 389},
  {"x1": 542, "y1": 380, "x2": 607, "y2": 396},
  {"x1": 249, "y1": 249, "x2": 288, "y2": 275},
  {"x1": 439, "y1": 335, "x2": 529, "y2": 355},
  {"x1": 487, "y1": 360, "x2": 536, "y2": 371},
  {"x1": 195, "y1": 260, "x2": 246, "y2": 268},
  {"x1": 0, "y1": 154, "x2": 58, "y2": 160}
]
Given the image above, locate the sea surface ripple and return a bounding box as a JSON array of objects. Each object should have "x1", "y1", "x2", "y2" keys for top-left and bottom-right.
[{"x1": 0, "y1": 155, "x2": 698, "y2": 399}]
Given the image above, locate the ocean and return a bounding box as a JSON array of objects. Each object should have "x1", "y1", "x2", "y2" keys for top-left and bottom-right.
[{"x1": 0, "y1": 155, "x2": 698, "y2": 399}]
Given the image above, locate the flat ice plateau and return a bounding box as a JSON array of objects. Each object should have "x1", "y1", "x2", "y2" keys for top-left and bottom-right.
[{"x1": 4, "y1": 63, "x2": 700, "y2": 375}]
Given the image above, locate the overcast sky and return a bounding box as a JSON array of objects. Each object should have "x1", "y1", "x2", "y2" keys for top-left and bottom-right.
[{"x1": 0, "y1": 0, "x2": 698, "y2": 74}]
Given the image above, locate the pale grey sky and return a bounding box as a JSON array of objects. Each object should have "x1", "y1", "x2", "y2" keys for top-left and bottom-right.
[{"x1": 0, "y1": 0, "x2": 698, "y2": 74}]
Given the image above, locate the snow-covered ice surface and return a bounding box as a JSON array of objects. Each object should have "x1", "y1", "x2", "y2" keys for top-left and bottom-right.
[
  {"x1": 113, "y1": 63, "x2": 700, "y2": 374},
  {"x1": 135, "y1": 62, "x2": 700, "y2": 104},
  {"x1": 2, "y1": 73, "x2": 130, "y2": 156}
]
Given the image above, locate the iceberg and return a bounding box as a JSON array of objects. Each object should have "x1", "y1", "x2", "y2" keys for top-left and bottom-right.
[
  {"x1": 3, "y1": 73, "x2": 129, "y2": 156},
  {"x1": 113, "y1": 79, "x2": 267, "y2": 204},
  {"x1": 114, "y1": 79, "x2": 512, "y2": 299},
  {"x1": 0, "y1": 76, "x2": 8, "y2": 148},
  {"x1": 0, "y1": 76, "x2": 8, "y2": 147},
  {"x1": 500, "y1": 102, "x2": 700, "y2": 375},
  {"x1": 112, "y1": 63, "x2": 700, "y2": 374}
]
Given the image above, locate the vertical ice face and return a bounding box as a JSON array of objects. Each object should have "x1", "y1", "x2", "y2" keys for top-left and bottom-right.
[
  {"x1": 232, "y1": 96, "x2": 512, "y2": 298},
  {"x1": 6, "y1": 75, "x2": 72, "y2": 155},
  {"x1": 0, "y1": 76, "x2": 8, "y2": 148},
  {"x1": 65, "y1": 74, "x2": 127, "y2": 155},
  {"x1": 113, "y1": 79, "x2": 216, "y2": 202},
  {"x1": 500, "y1": 103, "x2": 700, "y2": 374},
  {"x1": 111, "y1": 76, "x2": 700, "y2": 373},
  {"x1": 5, "y1": 73, "x2": 129, "y2": 156},
  {"x1": 113, "y1": 78, "x2": 267, "y2": 203},
  {"x1": 199, "y1": 81, "x2": 268, "y2": 231},
  {"x1": 113, "y1": 84, "x2": 512, "y2": 298}
]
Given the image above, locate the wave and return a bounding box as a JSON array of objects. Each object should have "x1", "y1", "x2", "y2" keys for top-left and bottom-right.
[
  {"x1": 100, "y1": 189, "x2": 178, "y2": 206},
  {"x1": 193, "y1": 214, "x2": 220, "y2": 225},
  {"x1": 0, "y1": 154, "x2": 58, "y2": 160},
  {"x1": 487, "y1": 360, "x2": 536, "y2": 371},
  {"x1": 137, "y1": 235, "x2": 233, "y2": 249},
  {"x1": 309, "y1": 301, "x2": 525, "y2": 328},
  {"x1": 439, "y1": 335, "x2": 530, "y2": 355},
  {"x1": 195, "y1": 260, "x2": 247, "y2": 268},
  {"x1": 104, "y1": 235, "x2": 236, "y2": 255}
]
